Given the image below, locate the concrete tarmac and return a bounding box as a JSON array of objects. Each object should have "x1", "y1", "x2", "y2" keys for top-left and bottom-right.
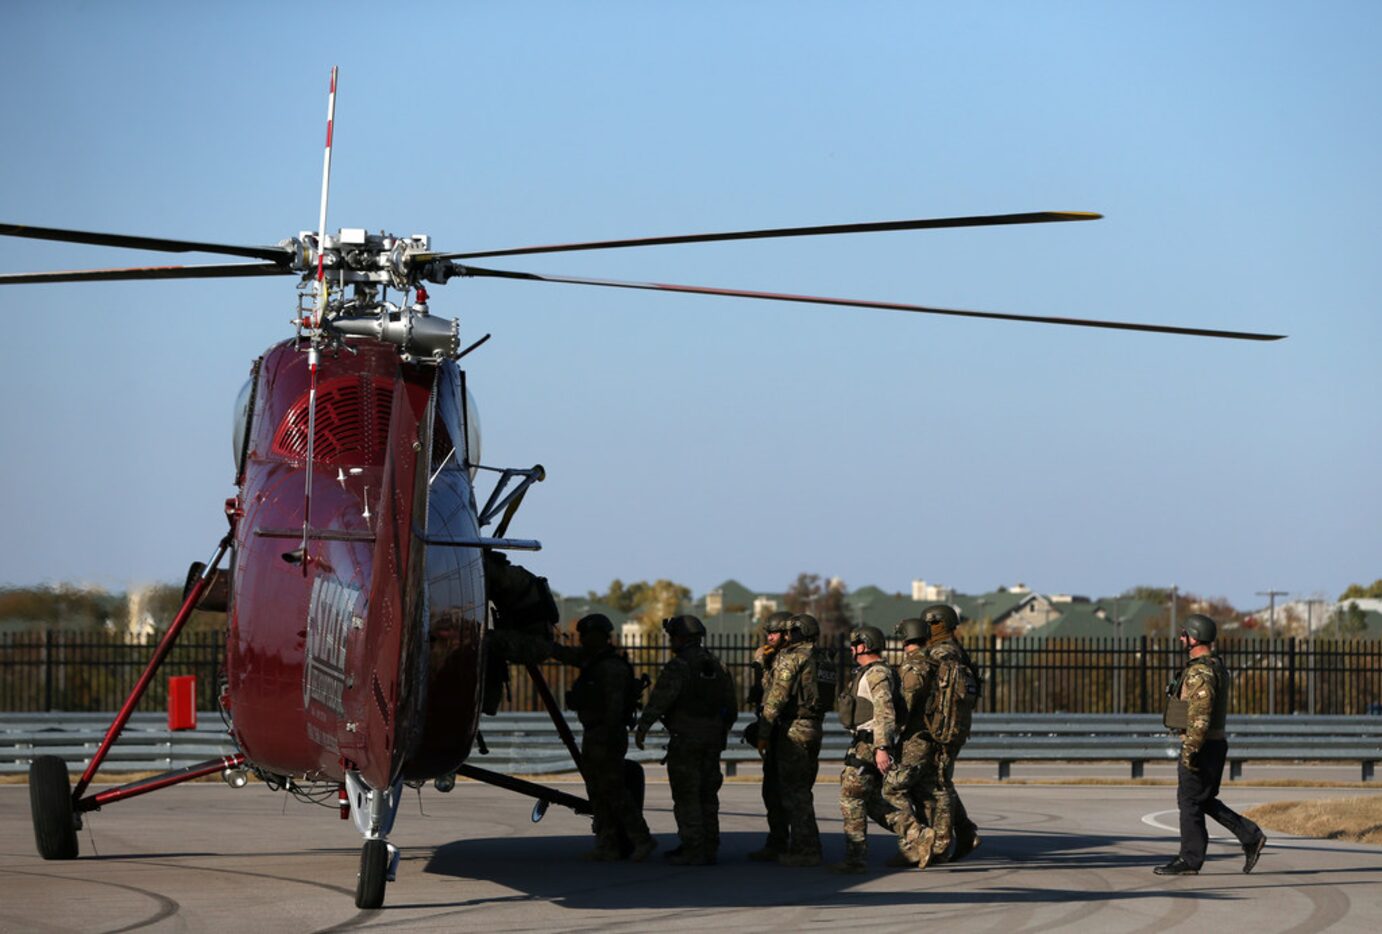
[{"x1": 2, "y1": 777, "x2": 1379, "y2": 932}]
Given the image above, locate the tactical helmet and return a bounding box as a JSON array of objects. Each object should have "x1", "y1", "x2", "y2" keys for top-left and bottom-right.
[
  {"x1": 789, "y1": 613, "x2": 820, "y2": 640},
  {"x1": 663, "y1": 614, "x2": 707, "y2": 638},
  {"x1": 922, "y1": 604, "x2": 960, "y2": 631},
  {"x1": 1182, "y1": 613, "x2": 1217, "y2": 644},
  {"x1": 895, "y1": 617, "x2": 927, "y2": 643},
  {"x1": 575, "y1": 613, "x2": 614, "y2": 636},
  {"x1": 849, "y1": 625, "x2": 886, "y2": 654},
  {"x1": 764, "y1": 610, "x2": 793, "y2": 634}
]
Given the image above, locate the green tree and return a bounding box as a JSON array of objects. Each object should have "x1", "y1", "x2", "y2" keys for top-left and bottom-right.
[
  {"x1": 1323, "y1": 601, "x2": 1368, "y2": 637},
  {"x1": 0, "y1": 584, "x2": 120, "y2": 630},
  {"x1": 1339, "y1": 579, "x2": 1382, "y2": 601},
  {"x1": 783, "y1": 572, "x2": 851, "y2": 637},
  {"x1": 784, "y1": 573, "x2": 822, "y2": 616},
  {"x1": 630, "y1": 579, "x2": 692, "y2": 636},
  {"x1": 140, "y1": 583, "x2": 227, "y2": 634}
]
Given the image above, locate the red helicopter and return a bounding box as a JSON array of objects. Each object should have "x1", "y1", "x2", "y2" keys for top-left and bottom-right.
[{"x1": 1, "y1": 69, "x2": 1283, "y2": 909}]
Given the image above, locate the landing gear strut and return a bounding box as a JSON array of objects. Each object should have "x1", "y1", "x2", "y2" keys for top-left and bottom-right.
[{"x1": 345, "y1": 771, "x2": 402, "y2": 909}]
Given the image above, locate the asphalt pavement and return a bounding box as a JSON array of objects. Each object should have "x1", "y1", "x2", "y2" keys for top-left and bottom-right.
[{"x1": 2, "y1": 776, "x2": 1379, "y2": 932}]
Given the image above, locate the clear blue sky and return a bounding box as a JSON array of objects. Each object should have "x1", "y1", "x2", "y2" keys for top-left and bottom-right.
[{"x1": 1, "y1": 1, "x2": 1378, "y2": 610}]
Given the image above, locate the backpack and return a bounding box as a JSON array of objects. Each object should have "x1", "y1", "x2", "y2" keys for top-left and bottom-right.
[{"x1": 925, "y1": 649, "x2": 981, "y2": 745}]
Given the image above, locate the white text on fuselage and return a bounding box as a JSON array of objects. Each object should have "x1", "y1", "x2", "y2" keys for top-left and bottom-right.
[{"x1": 304, "y1": 577, "x2": 362, "y2": 716}]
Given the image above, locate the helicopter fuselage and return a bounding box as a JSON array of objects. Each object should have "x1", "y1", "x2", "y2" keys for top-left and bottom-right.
[{"x1": 226, "y1": 338, "x2": 485, "y2": 790}]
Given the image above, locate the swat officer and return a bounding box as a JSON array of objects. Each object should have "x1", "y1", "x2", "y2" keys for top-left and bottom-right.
[
  {"x1": 754, "y1": 613, "x2": 837, "y2": 866},
  {"x1": 1155, "y1": 614, "x2": 1267, "y2": 876},
  {"x1": 904, "y1": 605, "x2": 982, "y2": 863},
  {"x1": 552, "y1": 614, "x2": 656, "y2": 862},
  {"x1": 745, "y1": 611, "x2": 793, "y2": 861},
  {"x1": 834, "y1": 626, "x2": 929, "y2": 873},
  {"x1": 634, "y1": 615, "x2": 737, "y2": 866},
  {"x1": 890, "y1": 616, "x2": 945, "y2": 869}
]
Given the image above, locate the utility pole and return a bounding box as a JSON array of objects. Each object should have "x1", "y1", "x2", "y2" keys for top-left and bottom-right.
[
  {"x1": 1169, "y1": 584, "x2": 1178, "y2": 635},
  {"x1": 1257, "y1": 589, "x2": 1288, "y2": 713}
]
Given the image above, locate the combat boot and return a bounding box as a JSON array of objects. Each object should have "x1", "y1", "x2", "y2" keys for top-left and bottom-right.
[
  {"x1": 778, "y1": 847, "x2": 821, "y2": 867},
  {"x1": 581, "y1": 844, "x2": 620, "y2": 862},
  {"x1": 666, "y1": 848, "x2": 713, "y2": 866},
  {"x1": 832, "y1": 841, "x2": 868, "y2": 874},
  {"x1": 912, "y1": 827, "x2": 936, "y2": 870},
  {"x1": 951, "y1": 832, "x2": 981, "y2": 862},
  {"x1": 629, "y1": 836, "x2": 658, "y2": 863},
  {"x1": 747, "y1": 837, "x2": 787, "y2": 862}
]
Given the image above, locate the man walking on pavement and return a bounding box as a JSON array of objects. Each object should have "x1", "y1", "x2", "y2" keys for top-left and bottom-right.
[
  {"x1": 1155, "y1": 613, "x2": 1267, "y2": 876},
  {"x1": 834, "y1": 625, "x2": 931, "y2": 873}
]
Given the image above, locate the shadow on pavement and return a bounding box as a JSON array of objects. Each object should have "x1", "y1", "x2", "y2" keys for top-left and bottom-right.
[{"x1": 418, "y1": 829, "x2": 1247, "y2": 912}]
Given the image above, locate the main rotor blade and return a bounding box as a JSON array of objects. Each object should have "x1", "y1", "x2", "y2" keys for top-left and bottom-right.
[
  {"x1": 430, "y1": 211, "x2": 1102, "y2": 261},
  {"x1": 0, "y1": 222, "x2": 292, "y2": 263},
  {"x1": 457, "y1": 264, "x2": 1285, "y2": 341},
  {"x1": 0, "y1": 262, "x2": 295, "y2": 285}
]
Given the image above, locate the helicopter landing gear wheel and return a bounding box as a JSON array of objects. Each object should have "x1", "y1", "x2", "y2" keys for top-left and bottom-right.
[
  {"x1": 355, "y1": 839, "x2": 388, "y2": 909},
  {"x1": 29, "y1": 756, "x2": 79, "y2": 860}
]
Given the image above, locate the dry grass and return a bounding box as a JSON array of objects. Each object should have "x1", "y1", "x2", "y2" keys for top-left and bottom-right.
[{"x1": 1244, "y1": 795, "x2": 1382, "y2": 844}]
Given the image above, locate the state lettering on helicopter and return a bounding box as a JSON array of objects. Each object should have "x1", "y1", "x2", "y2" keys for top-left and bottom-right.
[{"x1": 304, "y1": 576, "x2": 362, "y2": 717}]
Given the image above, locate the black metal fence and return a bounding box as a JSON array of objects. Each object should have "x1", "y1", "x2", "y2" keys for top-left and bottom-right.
[
  {"x1": 0, "y1": 632, "x2": 225, "y2": 713},
  {"x1": 4, "y1": 632, "x2": 1380, "y2": 716}
]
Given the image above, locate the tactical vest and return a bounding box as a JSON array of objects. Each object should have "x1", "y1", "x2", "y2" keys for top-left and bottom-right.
[
  {"x1": 896, "y1": 656, "x2": 931, "y2": 739},
  {"x1": 836, "y1": 660, "x2": 899, "y2": 732},
  {"x1": 793, "y1": 645, "x2": 838, "y2": 720},
  {"x1": 566, "y1": 648, "x2": 637, "y2": 728},
  {"x1": 1164, "y1": 654, "x2": 1229, "y2": 731},
  {"x1": 666, "y1": 645, "x2": 734, "y2": 734}
]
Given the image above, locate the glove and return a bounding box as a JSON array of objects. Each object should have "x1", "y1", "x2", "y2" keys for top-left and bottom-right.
[
  {"x1": 754, "y1": 717, "x2": 772, "y2": 755},
  {"x1": 741, "y1": 720, "x2": 759, "y2": 747},
  {"x1": 634, "y1": 726, "x2": 647, "y2": 750}
]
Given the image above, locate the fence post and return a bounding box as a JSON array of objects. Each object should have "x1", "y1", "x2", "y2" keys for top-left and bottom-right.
[
  {"x1": 44, "y1": 629, "x2": 55, "y2": 712},
  {"x1": 1139, "y1": 635, "x2": 1149, "y2": 713},
  {"x1": 1287, "y1": 637, "x2": 1297, "y2": 713},
  {"x1": 987, "y1": 634, "x2": 998, "y2": 712}
]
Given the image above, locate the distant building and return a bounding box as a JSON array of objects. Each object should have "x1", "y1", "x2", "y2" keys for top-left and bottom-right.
[{"x1": 911, "y1": 579, "x2": 955, "y2": 602}]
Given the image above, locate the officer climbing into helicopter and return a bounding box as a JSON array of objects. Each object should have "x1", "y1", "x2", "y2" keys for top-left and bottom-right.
[
  {"x1": 552, "y1": 613, "x2": 656, "y2": 862},
  {"x1": 635, "y1": 615, "x2": 738, "y2": 865},
  {"x1": 481, "y1": 551, "x2": 562, "y2": 713}
]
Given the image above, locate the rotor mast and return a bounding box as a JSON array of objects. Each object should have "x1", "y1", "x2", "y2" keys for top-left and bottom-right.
[{"x1": 298, "y1": 66, "x2": 339, "y2": 570}]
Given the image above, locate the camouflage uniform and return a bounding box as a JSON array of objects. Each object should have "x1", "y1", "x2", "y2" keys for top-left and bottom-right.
[
  {"x1": 1171, "y1": 652, "x2": 1263, "y2": 869},
  {"x1": 751, "y1": 642, "x2": 790, "y2": 857},
  {"x1": 554, "y1": 641, "x2": 653, "y2": 859},
  {"x1": 895, "y1": 647, "x2": 946, "y2": 858},
  {"x1": 837, "y1": 660, "x2": 927, "y2": 869},
  {"x1": 759, "y1": 640, "x2": 833, "y2": 862},
  {"x1": 636, "y1": 642, "x2": 737, "y2": 863},
  {"x1": 903, "y1": 637, "x2": 979, "y2": 857}
]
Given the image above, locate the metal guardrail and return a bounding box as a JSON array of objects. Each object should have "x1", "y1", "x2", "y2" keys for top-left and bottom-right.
[{"x1": 4, "y1": 712, "x2": 1379, "y2": 781}]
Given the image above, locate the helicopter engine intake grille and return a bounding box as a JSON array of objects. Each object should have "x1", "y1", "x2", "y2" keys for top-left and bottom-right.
[{"x1": 272, "y1": 376, "x2": 394, "y2": 466}]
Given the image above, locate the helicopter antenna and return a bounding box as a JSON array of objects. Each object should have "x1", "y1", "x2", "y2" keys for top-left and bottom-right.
[{"x1": 297, "y1": 66, "x2": 338, "y2": 570}]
